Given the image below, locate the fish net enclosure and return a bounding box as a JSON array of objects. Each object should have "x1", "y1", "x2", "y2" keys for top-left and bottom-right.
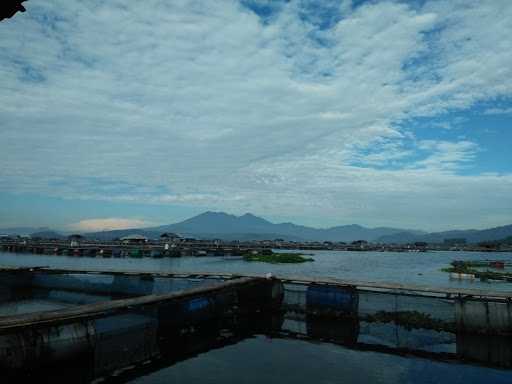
[
  {"x1": 0, "y1": 276, "x2": 283, "y2": 382},
  {"x1": 283, "y1": 283, "x2": 308, "y2": 311},
  {"x1": 359, "y1": 291, "x2": 456, "y2": 322},
  {"x1": 1, "y1": 272, "x2": 225, "y2": 297},
  {"x1": 282, "y1": 282, "x2": 456, "y2": 330}
]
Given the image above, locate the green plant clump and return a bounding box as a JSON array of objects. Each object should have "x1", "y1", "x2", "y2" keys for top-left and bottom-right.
[
  {"x1": 365, "y1": 310, "x2": 455, "y2": 332},
  {"x1": 243, "y1": 252, "x2": 314, "y2": 264},
  {"x1": 441, "y1": 261, "x2": 512, "y2": 282}
]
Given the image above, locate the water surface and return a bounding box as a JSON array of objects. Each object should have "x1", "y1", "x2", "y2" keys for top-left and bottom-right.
[
  {"x1": 2, "y1": 250, "x2": 512, "y2": 291},
  {"x1": 127, "y1": 335, "x2": 511, "y2": 384}
]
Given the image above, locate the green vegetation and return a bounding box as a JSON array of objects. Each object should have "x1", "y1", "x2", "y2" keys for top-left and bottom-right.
[
  {"x1": 478, "y1": 236, "x2": 512, "y2": 247},
  {"x1": 243, "y1": 252, "x2": 314, "y2": 264},
  {"x1": 441, "y1": 260, "x2": 512, "y2": 282},
  {"x1": 365, "y1": 310, "x2": 455, "y2": 332}
]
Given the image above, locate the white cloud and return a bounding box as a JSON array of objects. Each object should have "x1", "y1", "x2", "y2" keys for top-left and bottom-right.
[
  {"x1": 484, "y1": 107, "x2": 512, "y2": 115},
  {"x1": 414, "y1": 140, "x2": 479, "y2": 170},
  {"x1": 0, "y1": 0, "x2": 511, "y2": 229},
  {"x1": 67, "y1": 218, "x2": 155, "y2": 232}
]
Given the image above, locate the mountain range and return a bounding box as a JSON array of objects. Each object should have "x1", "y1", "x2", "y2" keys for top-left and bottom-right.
[
  {"x1": 377, "y1": 224, "x2": 512, "y2": 244},
  {"x1": 66, "y1": 212, "x2": 512, "y2": 243},
  {"x1": 0, "y1": 227, "x2": 51, "y2": 236},
  {"x1": 2, "y1": 211, "x2": 511, "y2": 244},
  {"x1": 148, "y1": 212, "x2": 426, "y2": 242}
]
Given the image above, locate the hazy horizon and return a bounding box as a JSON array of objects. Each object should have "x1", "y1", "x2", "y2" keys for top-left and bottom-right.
[
  {"x1": 1, "y1": 208, "x2": 510, "y2": 234},
  {"x1": 1, "y1": 0, "x2": 511, "y2": 232}
]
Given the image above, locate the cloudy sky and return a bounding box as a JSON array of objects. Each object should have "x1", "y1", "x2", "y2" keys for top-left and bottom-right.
[{"x1": 1, "y1": 0, "x2": 511, "y2": 232}]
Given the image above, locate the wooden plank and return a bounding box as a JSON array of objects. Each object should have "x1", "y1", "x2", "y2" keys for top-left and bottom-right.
[
  {"x1": 1, "y1": 266, "x2": 511, "y2": 299},
  {"x1": 0, "y1": 265, "x2": 49, "y2": 272},
  {"x1": 277, "y1": 275, "x2": 512, "y2": 299}
]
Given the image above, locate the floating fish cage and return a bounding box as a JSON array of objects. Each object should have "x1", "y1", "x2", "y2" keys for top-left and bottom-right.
[
  {"x1": 0, "y1": 270, "x2": 284, "y2": 382},
  {"x1": 2, "y1": 268, "x2": 512, "y2": 381},
  {"x1": 281, "y1": 279, "x2": 512, "y2": 336}
]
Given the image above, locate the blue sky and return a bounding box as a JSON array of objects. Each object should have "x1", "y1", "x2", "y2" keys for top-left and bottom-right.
[{"x1": 0, "y1": 0, "x2": 511, "y2": 232}]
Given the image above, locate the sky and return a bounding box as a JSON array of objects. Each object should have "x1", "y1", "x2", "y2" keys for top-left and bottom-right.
[{"x1": 1, "y1": 0, "x2": 511, "y2": 232}]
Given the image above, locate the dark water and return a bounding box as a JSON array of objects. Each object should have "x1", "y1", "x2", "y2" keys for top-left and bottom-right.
[
  {"x1": 128, "y1": 335, "x2": 512, "y2": 384},
  {"x1": 2, "y1": 250, "x2": 512, "y2": 291}
]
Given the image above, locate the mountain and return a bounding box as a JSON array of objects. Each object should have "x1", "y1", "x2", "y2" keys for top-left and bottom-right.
[
  {"x1": 83, "y1": 228, "x2": 162, "y2": 241},
  {"x1": 0, "y1": 227, "x2": 51, "y2": 236},
  {"x1": 377, "y1": 224, "x2": 512, "y2": 244},
  {"x1": 153, "y1": 211, "x2": 418, "y2": 242},
  {"x1": 9, "y1": 212, "x2": 507, "y2": 243},
  {"x1": 30, "y1": 230, "x2": 66, "y2": 240},
  {"x1": 85, "y1": 211, "x2": 422, "y2": 242},
  {"x1": 156, "y1": 212, "x2": 274, "y2": 235}
]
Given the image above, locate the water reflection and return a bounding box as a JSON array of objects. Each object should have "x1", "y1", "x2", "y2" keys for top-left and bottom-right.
[
  {"x1": 0, "y1": 284, "x2": 135, "y2": 316},
  {"x1": 2, "y1": 305, "x2": 512, "y2": 384}
]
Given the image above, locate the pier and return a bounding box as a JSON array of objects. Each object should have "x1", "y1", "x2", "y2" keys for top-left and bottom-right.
[
  {"x1": 0, "y1": 238, "x2": 263, "y2": 257},
  {"x1": 3, "y1": 236, "x2": 510, "y2": 257}
]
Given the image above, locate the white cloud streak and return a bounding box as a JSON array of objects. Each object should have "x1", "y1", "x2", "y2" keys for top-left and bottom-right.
[
  {"x1": 67, "y1": 218, "x2": 155, "y2": 232},
  {"x1": 484, "y1": 107, "x2": 512, "y2": 115}
]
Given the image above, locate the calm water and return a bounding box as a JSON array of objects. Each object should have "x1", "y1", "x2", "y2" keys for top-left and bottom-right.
[
  {"x1": 2, "y1": 250, "x2": 512, "y2": 291},
  {"x1": 128, "y1": 336, "x2": 512, "y2": 384}
]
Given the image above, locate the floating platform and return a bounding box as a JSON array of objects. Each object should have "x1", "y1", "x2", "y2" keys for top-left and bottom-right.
[{"x1": 2, "y1": 266, "x2": 512, "y2": 381}]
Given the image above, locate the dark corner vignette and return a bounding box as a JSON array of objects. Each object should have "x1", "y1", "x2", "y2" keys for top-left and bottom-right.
[{"x1": 1, "y1": 0, "x2": 28, "y2": 22}]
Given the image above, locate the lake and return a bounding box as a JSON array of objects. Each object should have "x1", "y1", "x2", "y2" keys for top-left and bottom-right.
[
  {"x1": 127, "y1": 335, "x2": 512, "y2": 384},
  {"x1": 2, "y1": 249, "x2": 512, "y2": 384},
  {"x1": 2, "y1": 249, "x2": 512, "y2": 291}
]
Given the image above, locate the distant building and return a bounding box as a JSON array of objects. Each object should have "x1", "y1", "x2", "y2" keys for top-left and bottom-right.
[
  {"x1": 120, "y1": 234, "x2": 148, "y2": 245},
  {"x1": 68, "y1": 234, "x2": 83, "y2": 247},
  {"x1": 160, "y1": 232, "x2": 181, "y2": 242}
]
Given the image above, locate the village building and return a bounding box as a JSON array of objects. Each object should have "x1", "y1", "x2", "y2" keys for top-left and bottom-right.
[
  {"x1": 160, "y1": 232, "x2": 181, "y2": 242},
  {"x1": 120, "y1": 234, "x2": 148, "y2": 245},
  {"x1": 68, "y1": 234, "x2": 83, "y2": 247}
]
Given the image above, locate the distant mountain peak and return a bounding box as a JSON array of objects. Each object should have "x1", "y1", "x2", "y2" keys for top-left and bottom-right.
[
  {"x1": 199, "y1": 211, "x2": 230, "y2": 217},
  {"x1": 239, "y1": 212, "x2": 271, "y2": 224},
  {"x1": 188, "y1": 211, "x2": 270, "y2": 223}
]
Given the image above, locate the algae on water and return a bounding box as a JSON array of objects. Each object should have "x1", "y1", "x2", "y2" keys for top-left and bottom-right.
[
  {"x1": 364, "y1": 310, "x2": 456, "y2": 332},
  {"x1": 243, "y1": 252, "x2": 314, "y2": 264}
]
